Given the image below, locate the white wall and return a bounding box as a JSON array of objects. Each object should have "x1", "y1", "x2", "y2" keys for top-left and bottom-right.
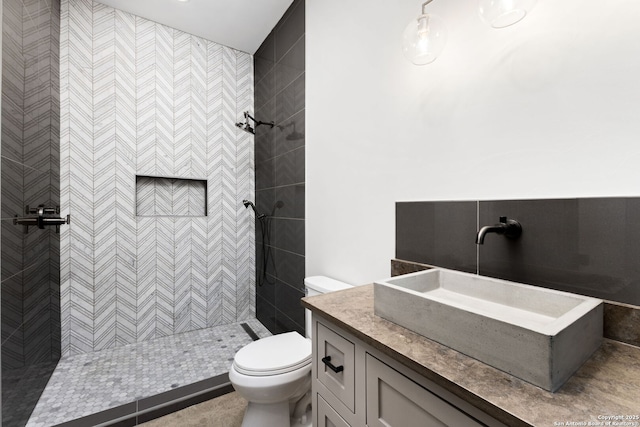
[{"x1": 306, "y1": 0, "x2": 640, "y2": 285}]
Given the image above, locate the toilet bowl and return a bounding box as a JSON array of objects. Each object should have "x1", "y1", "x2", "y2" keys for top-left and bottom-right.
[
  {"x1": 229, "y1": 276, "x2": 352, "y2": 427},
  {"x1": 229, "y1": 332, "x2": 312, "y2": 427}
]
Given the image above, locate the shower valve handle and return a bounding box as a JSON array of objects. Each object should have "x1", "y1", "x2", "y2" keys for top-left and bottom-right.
[{"x1": 14, "y1": 205, "x2": 70, "y2": 234}]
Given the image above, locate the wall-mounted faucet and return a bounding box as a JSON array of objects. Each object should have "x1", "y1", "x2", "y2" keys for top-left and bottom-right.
[{"x1": 476, "y1": 216, "x2": 522, "y2": 245}]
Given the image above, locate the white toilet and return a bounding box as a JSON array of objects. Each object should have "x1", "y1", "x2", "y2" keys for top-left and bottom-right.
[{"x1": 229, "y1": 276, "x2": 352, "y2": 427}]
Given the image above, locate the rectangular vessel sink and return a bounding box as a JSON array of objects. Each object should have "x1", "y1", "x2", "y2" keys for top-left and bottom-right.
[{"x1": 374, "y1": 269, "x2": 603, "y2": 392}]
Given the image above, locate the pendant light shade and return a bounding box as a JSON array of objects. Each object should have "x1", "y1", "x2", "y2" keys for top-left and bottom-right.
[
  {"x1": 402, "y1": 10, "x2": 447, "y2": 65},
  {"x1": 402, "y1": 0, "x2": 535, "y2": 67},
  {"x1": 478, "y1": 0, "x2": 536, "y2": 28}
]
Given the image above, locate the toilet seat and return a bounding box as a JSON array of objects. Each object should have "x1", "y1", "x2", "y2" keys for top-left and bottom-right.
[{"x1": 233, "y1": 332, "x2": 311, "y2": 376}]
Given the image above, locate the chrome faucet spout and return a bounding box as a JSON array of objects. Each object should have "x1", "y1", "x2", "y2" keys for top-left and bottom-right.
[{"x1": 476, "y1": 216, "x2": 522, "y2": 245}]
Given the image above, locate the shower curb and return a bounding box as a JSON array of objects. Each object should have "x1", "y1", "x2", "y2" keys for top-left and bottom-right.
[{"x1": 53, "y1": 374, "x2": 233, "y2": 427}]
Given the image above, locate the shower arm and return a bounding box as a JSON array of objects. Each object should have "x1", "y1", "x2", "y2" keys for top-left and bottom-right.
[{"x1": 245, "y1": 112, "x2": 274, "y2": 129}]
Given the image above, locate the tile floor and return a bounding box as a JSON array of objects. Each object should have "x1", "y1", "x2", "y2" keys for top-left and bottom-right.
[
  {"x1": 2, "y1": 361, "x2": 58, "y2": 427},
  {"x1": 19, "y1": 319, "x2": 270, "y2": 427}
]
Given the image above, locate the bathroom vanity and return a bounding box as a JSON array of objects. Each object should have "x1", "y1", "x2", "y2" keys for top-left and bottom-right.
[
  {"x1": 310, "y1": 312, "x2": 505, "y2": 426},
  {"x1": 302, "y1": 284, "x2": 640, "y2": 427}
]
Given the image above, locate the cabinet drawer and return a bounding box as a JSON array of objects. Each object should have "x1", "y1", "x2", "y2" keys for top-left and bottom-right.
[
  {"x1": 366, "y1": 354, "x2": 484, "y2": 427},
  {"x1": 316, "y1": 322, "x2": 356, "y2": 412},
  {"x1": 317, "y1": 394, "x2": 351, "y2": 427}
]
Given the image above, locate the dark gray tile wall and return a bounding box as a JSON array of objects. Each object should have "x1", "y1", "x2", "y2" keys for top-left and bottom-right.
[
  {"x1": 254, "y1": 0, "x2": 305, "y2": 335},
  {"x1": 1, "y1": 0, "x2": 61, "y2": 423},
  {"x1": 396, "y1": 198, "x2": 640, "y2": 307}
]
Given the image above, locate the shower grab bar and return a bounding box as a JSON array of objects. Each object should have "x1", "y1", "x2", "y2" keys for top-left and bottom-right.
[{"x1": 14, "y1": 205, "x2": 70, "y2": 234}]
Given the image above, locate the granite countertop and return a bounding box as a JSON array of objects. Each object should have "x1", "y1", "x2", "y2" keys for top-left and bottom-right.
[{"x1": 302, "y1": 284, "x2": 640, "y2": 427}]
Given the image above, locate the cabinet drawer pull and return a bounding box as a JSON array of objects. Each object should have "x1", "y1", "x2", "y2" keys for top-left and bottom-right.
[{"x1": 322, "y1": 356, "x2": 344, "y2": 373}]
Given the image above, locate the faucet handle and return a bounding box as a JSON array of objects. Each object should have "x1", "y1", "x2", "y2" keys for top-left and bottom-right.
[{"x1": 501, "y1": 217, "x2": 522, "y2": 239}]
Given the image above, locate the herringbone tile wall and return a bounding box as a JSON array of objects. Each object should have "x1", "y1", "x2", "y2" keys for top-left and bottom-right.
[{"x1": 60, "y1": 0, "x2": 254, "y2": 357}]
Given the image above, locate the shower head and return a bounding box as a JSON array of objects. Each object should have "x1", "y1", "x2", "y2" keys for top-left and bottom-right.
[
  {"x1": 235, "y1": 122, "x2": 255, "y2": 134},
  {"x1": 235, "y1": 112, "x2": 255, "y2": 134},
  {"x1": 242, "y1": 199, "x2": 266, "y2": 219},
  {"x1": 235, "y1": 114, "x2": 255, "y2": 134}
]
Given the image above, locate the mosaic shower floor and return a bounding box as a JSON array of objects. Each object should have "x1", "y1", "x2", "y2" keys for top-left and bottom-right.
[{"x1": 23, "y1": 319, "x2": 270, "y2": 427}]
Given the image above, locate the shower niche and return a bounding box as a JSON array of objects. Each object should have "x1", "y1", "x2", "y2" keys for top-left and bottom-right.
[{"x1": 135, "y1": 175, "x2": 208, "y2": 217}]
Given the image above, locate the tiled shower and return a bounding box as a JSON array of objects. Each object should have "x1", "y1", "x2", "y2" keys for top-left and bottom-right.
[
  {"x1": 59, "y1": 0, "x2": 255, "y2": 357},
  {"x1": 0, "y1": 0, "x2": 303, "y2": 425}
]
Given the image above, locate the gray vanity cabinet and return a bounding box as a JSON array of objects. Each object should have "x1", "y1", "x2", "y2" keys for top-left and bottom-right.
[
  {"x1": 311, "y1": 314, "x2": 506, "y2": 427},
  {"x1": 317, "y1": 394, "x2": 350, "y2": 427},
  {"x1": 365, "y1": 354, "x2": 483, "y2": 427},
  {"x1": 316, "y1": 322, "x2": 356, "y2": 412}
]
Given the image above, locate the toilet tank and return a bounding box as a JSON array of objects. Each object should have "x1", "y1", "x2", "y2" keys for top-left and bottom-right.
[{"x1": 304, "y1": 276, "x2": 353, "y2": 339}]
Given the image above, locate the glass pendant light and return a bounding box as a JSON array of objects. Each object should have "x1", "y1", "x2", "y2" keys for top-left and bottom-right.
[
  {"x1": 478, "y1": 0, "x2": 536, "y2": 28},
  {"x1": 402, "y1": 0, "x2": 447, "y2": 65}
]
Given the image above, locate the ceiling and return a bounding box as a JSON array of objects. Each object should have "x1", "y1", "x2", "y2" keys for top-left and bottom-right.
[{"x1": 95, "y1": 0, "x2": 295, "y2": 54}]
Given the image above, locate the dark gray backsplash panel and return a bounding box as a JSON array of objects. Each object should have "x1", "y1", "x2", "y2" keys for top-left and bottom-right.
[
  {"x1": 397, "y1": 198, "x2": 640, "y2": 307},
  {"x1": 396, "y1": 201, "x2": 477, "y2": 273},
  {"x1": 479, "y1": 198, "x2": 640, "y2": 306}
]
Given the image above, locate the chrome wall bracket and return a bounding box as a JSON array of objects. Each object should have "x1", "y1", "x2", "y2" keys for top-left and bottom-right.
[{"x1": 14, "y1": 205, "x2": 70, "y2": 234}]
